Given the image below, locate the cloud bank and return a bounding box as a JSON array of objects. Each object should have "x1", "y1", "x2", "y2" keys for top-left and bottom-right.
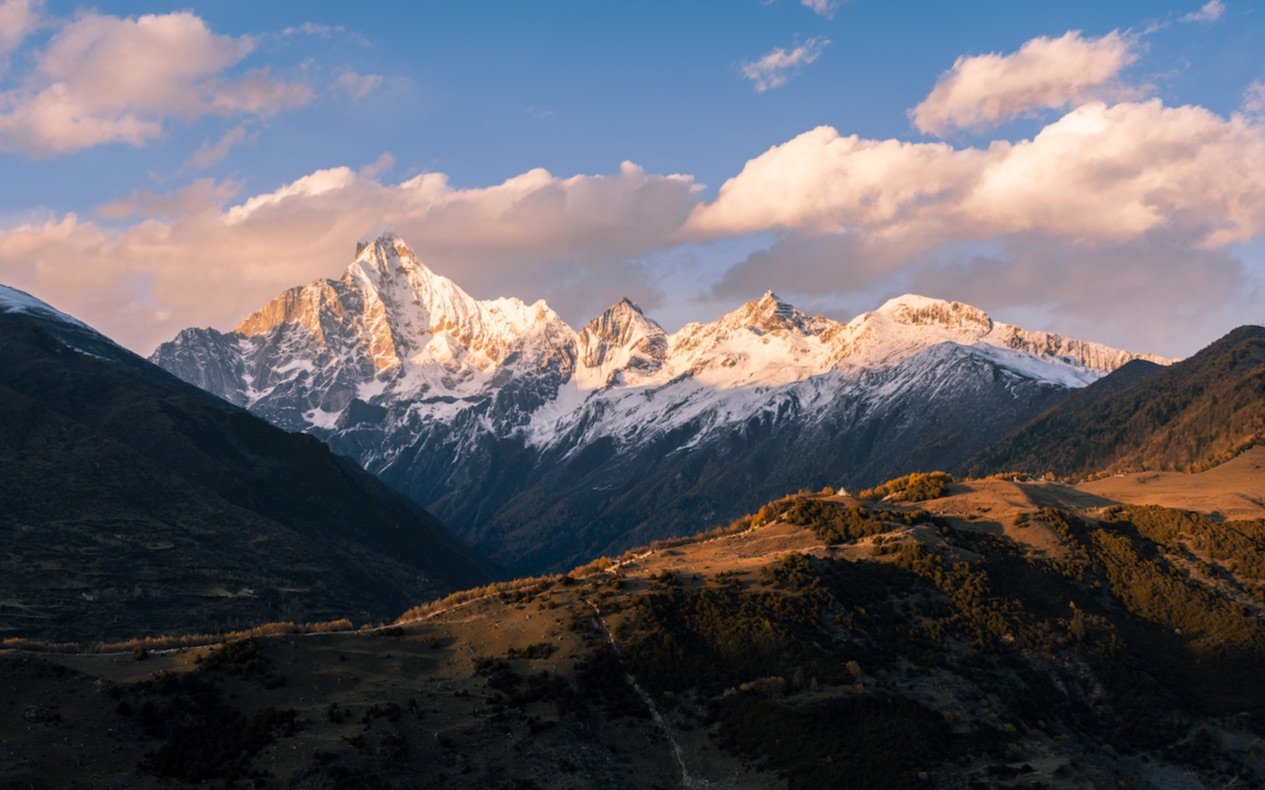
[{"x1": 0, "y1": 28, "x2": 1262, "y2": 359}]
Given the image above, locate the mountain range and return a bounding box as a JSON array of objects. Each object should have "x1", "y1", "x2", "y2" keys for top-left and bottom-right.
[
  {"x1": 0, "y1": 285, "x2": 491, "y2": 643},
  {"x1": 5, "y1": 247, "x2": 1265, "y2": 788},
  {"x1": 152, "y1": 231, "x2": 1169, "y2": 573}
]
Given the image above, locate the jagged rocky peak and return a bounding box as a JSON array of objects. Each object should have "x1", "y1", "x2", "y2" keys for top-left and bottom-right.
[
  {"x1": 234, "y1": 281, "x2": 344, "y2": 339},
  {"x1": 754, "y1": 290, "x2": 796, "y2": 320},
  {"x1": 727, "y1": 291, "x2": 818, "y2": 336},
  {"x1": 346, "y1": 227, "x2": 437, "y2": 289},
  {"x1": 354, "y1": 224, "x2": 414, "y2": 260},
  {"x1": 875, "y1": 294, "x2": 994, "y2": 335},
  {"x1": 581, "y1": 298, "x2": 661, "y2": 345},
  {"x1": 579, "y1": 297, "x2": 667, "y2": 372}
]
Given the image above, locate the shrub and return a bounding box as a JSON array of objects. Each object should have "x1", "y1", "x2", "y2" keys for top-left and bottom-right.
[{"x1": 858, "y1": 472, "x2": 953, "y2": 502}]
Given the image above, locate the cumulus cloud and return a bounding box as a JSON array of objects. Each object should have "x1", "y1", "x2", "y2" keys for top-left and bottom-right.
[
  {"x1": 0, "y1": 160, "x2": 702, "y2": 353},
  {"x1": 911, "y1": 30, "x2": 1138, "y2": 136},
  {"x1": 0, "y1": 10, "x2": 311, "y2": 156},
  {"x1": 687, "y1": 96, "x2": 1265, "y2": 354},
  {"x1": 8, "y1": 90, "x2": 1265, "y2": 357},
  {"x1": 740, "y1": 37, "x2": 829, "y2": 92},
  {"x1": 1180, "y1": 1, "x2": 1225, "y2": 23},
  {"x1": 684, "y1": 126, "x2": 982, "y2": 237},
  {"x1": 690, "y1": 100, "x2": 1265, "y2": 248}
]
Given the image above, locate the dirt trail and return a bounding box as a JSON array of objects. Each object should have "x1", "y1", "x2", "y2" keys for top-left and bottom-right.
[{"x1": 583, "y1": 598, "x2": 730, "y2": 790}]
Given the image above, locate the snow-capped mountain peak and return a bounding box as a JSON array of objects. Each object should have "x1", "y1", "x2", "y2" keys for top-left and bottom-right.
[
  {"x1": 576, "y1": 298, "x2": 668, "y2": 387},
  {"x1": 874, "y1": 293, "x2": 994, "y2": 335},
  {"x1": 717, "y1": 290, "x2": 820, "y2": 337},
  {"x1": 157, "y1": 238, "x2": 1169, "y2": 426},
  {"x1": 835, "y1": 293, "x2": 1168, "y2": 381},
  {"x1": 150, "y1": 232, "x2": 1175, "y2": 572},
  {"x1": 354, "y1": 224, "x2": 406, "y2": 258}
]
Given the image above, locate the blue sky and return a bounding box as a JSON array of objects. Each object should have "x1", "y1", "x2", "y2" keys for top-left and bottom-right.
[{"x1": 2, "y1": 0, "x2": 1263, "y2": 357}]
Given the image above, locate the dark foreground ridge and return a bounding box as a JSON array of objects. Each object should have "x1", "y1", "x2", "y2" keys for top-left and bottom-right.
[{"x1": 0, "y1": 294, "x2": 492, "y2": 644}]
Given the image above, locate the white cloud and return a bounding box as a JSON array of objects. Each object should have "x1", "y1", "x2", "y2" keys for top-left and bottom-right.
[
  {"x1": 801, "y1": 0, "x2": 839, "y2": 19},
  {"x1": 277, "y1": 21, "x2": 370, "y2": 46},
  {"x1": 740, "y1": 37, "x2": 829, "y2": 93},
  {"x1": 689, "y1": 96, "x2": 1265, "y2": 355},
  {"x1": 911, "y1": 30, "x2": 1137, "y2": 136},
  {"x1": 94, "y1": 178, "x2": 241, "y2": 220},
  {"x1": 0, "y1": 160, "x2": 701, "y2": 353},
  {"x1": 684, "y1": 126, "x2": 980, "y2": 237},
  {"x1": 207, "y1": 67, "x2": 312, "y2": 115},
  {"x1": 1242, "y1": 81, "x2": 1265, "y2": 118},
  {"x1": 6, "y1": 27, "x2": 1265, "y2": 360},
  {"x1": 280, "y1": 22, "x2": 342, "y2": 38},
  {"x1": 1180, "y1": 1, "x2": 1225, "y2": 23},
  {"x1": 332, "y1": 70, "x2": 383, "y2": 102},
  {"x1": 0, "y1": 0, "x2": 40, "y2": 68},
  {"x1": 0, "y1": 10, "x2": 311, "y2": 156},
  {"x1": 223, "y1": 166, "x2": 360, "y2": 224},
  {"x1": 186, "y1": 124, "x2": 253, "y2": 170},
  {"x1": 690, "y1": 100, "x2": 1265, "y2": 248},
  {"x1": 359, "y1": 152, "x2": 394, "y2": 179}
]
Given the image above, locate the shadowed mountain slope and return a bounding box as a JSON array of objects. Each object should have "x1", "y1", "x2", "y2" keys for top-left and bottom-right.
[
  {"x1": 0, "y1": 287, "x2": 491, "y2": 643},
  {"x1": 962, "y1": 325, "x2": 1265, "y2": 479}
]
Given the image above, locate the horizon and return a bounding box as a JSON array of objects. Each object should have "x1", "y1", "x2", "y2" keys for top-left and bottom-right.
[{"x1": 2, "y1": 0, "x2": 1264, "y2": 358}]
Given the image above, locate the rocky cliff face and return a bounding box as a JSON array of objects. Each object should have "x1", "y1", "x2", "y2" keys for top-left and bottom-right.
[{"x1": 152, "y1": 231, "x2": 1169, "y2": 573}]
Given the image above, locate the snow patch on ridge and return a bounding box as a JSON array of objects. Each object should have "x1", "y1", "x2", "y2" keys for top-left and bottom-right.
[{"x1": 0, "y1": 284, "x2": 91, "y2": 329}]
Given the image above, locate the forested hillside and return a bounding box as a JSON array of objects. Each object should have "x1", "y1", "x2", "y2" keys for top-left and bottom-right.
[
  {"x1": 963, "y1": 325, "x2": 1265, "y2": 478},
  {"x1": 9, "y1": 477, "x2": 1265, "y2": 788}
]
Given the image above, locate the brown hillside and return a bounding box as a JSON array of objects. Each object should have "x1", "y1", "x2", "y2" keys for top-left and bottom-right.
[{"x1": 9, "y1": 459, "x2": 1265, "y2": 788}]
